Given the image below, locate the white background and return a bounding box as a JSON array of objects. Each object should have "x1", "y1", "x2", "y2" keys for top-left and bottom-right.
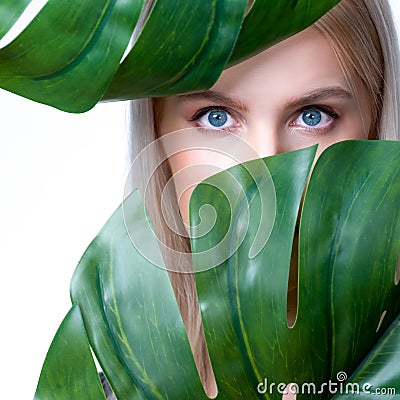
[{"x1": 1, "y1": 1, "x2": 400, "y2": 399}]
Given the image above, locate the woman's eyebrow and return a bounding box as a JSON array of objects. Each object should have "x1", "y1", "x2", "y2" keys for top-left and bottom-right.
[
  {"x1": 176, "y1": 86, "x2": 351, "y2": 111},
  {"x1": 285, "y1": 86, "x2": 353, "y2": 109},
  {"x1": 176, "y1": 90, "x2": 249, "y2": 112}
]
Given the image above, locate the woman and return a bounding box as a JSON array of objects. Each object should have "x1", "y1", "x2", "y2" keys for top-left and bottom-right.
[{"x1": 125, "y1": 0, "x2": 400, "y2": 397}]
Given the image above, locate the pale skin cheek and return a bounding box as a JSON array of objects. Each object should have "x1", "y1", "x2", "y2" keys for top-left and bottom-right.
[
  {"x1": 166, "y1": 152, "x2": 204, "y2": 228},
  {"x1": 167, "y1": 149, "x2": 240, "y2": 228}
]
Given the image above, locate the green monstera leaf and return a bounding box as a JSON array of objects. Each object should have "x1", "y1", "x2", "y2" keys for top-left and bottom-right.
[
  {"x1": 35, "y1": 141, "x2": 400, "y2": 399},
  {"x1": 34, "y1": 305, "x2": 106, "y2": 400},
  {"x1": 0, "y1": 0, "x2": 340, "y2": 112},
  {"x1": 191, "y1": 140, "x2": 400, "y2": 398}
]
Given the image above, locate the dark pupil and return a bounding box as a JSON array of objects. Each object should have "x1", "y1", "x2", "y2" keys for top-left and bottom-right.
[
  {"x1": 302, "y1": 109, "x2": 322, "y2": 126},
  {"x1": 208, "y1": 110, "x2": 227, "y2": 127}
]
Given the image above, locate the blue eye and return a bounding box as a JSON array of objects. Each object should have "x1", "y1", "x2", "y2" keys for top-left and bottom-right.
[
  {"x1": 191, "y1": 107, "x2": 238, "y2": 131},
  {"x1": 302, "y1": 108, "x2": 322, "y2": 127},
  {"x1": 208, "y1": 110, "x2": 228, "y2": 127},
  {"x1": 290, "y1": 106, "x2": 339, "y2": 133}
]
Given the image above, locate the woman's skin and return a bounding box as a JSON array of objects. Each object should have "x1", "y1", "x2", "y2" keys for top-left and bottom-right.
[{"x1": 157, "y1": 25, "x2": 372, "y2": 399}]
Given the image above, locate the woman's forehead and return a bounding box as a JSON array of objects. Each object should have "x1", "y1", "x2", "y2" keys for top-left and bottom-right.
[{"x1": 210, "y1": 26, "x2": 351, "y2": 104}]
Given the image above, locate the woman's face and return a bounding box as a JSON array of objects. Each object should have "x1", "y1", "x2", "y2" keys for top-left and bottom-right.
[{"x1": 157, "y1": 26, "x2": 372, "y2": 227}]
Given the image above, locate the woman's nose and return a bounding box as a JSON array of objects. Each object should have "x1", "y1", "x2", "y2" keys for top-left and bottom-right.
[{"x1": 245, "y1": 125, "x2": 282, "y2": 159}]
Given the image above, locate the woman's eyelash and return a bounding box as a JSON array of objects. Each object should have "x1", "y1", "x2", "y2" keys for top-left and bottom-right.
[
  {"x1": 188, "y1": 106, "x2": 241, "y2": 132},
  {"x1": 289, "y1": 105, "x2": 340, "y2": 130},
  {"x1": 287, "y1": 104, "x2": 341, "y2": 135},
  {"x1": 189, "y1": 106, "x2": 231, "y2": 121},
  {"x1": 190, "y1": 105, "x2": 339, "y2": 121},
  {"x1": 298, "y1": 105, "x2": 339, "y2": 120},
  {"x1": 188, "y1": 104, "x2": 340, "y2": 135}
]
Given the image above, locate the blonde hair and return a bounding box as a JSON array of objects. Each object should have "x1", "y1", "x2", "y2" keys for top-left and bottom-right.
[
  {"x1": 315, "y1": 0, "x2": 400, "y2": 140},
  {"x1": 127, "y1": 0, "x2": 400, "y2": 396}
]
